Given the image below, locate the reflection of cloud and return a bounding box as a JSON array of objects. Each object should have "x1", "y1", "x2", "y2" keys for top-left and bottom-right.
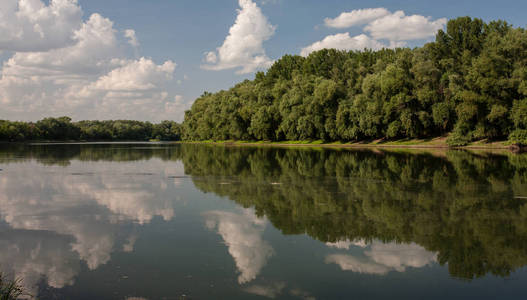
[
  {"x1": 326, "y1": 239, "x2": 367, "y2": 250},
  {"x1": 326, "y1": 242, "x2": 436, "y2": 275},
  {"x1": 289, "y1": 288, "x2": 316, "y2": 300},
  {"x1": 87, "y1": 187, "x2": 174, "y2": 224},
  {"x1": 244, "y1": 282, "x2": 316, "y2": 300},
  {"x1": 366, "y1": 242, "x2": 437, "y2": 272},
  {"x1": 0, "y1": 159, "x2": 182, "y2": 292},
  {"x1": 204, "y1": 209, "x2": 273, "y2": 284},
  {"x1": 325, "y1": 254, "x2": 391, "y2": 275},
  {"x1": 244, "y1": 282, "x2": 286, "y2": 298},
  {"x1": 0, "y1": 232, "x2": 80, "y2": 296},
  {"x1": 123, "y1": 235, "x2": 138, "y2": 253}
]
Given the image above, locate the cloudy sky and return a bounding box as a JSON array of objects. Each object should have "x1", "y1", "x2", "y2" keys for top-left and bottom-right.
[{"x1": 0, "y1": 0, "x2": 525, "y2": 122}]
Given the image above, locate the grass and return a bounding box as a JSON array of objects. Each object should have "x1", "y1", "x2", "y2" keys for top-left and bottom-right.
[{"x1": 0, "y1": 273, "x2": 26, "y2": 300}]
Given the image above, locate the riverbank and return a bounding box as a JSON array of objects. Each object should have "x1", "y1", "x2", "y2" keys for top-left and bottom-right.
[
  {"x1": 183, "y1": 137, "x2": 517, "y2": 151},
  {"x1": 0, "y1": 138, "x2": 518, "y2": 151}
]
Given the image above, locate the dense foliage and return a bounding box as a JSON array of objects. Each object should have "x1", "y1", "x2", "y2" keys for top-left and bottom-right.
[
  {"x1": 183, "y1": 17, "x2": 527, "y2": 146},
  {"x1": 0, "y1": 117, "x2": 182, "y2": 142}
]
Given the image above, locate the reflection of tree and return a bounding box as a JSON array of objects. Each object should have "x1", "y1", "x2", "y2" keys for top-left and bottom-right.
[
  {"x1": 178, "y1": 145, "x2": 527, "y2": 280},
  {"x1": 0, "y1": 143, "x2": 187, "y2": 166},
  {"x1": 2, "y1": 144, "x2": 527, "y2": 280}
]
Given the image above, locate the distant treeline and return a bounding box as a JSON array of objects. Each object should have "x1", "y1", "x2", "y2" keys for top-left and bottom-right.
[
  {"x1": 0, "y1": 117, "x2": 182, "y2": 142},
  {"x1": 182, "y1": 17, "x2": 527, "y2": 146}
]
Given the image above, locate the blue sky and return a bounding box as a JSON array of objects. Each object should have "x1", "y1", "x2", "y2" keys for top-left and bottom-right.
[{"x1": 0, "y1": 0, "x2": 526, "y2": 122}]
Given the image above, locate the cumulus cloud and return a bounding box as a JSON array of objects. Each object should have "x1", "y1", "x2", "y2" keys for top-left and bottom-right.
[
  {"x1": 0, "y1": 0, "x2": 82, "y2": 52},
  {"x1": 365, "y1": 10, "x2": 447, "y2": 41},
  {"x1": 300, "y1": 33, "x2": 386, "y2": 56},
  {"x1": 324, "y1": 8, "x2": 390, "y2": 29},
  {"x1": 84, "y1": 58, "x2": 175, "y2": 92},
  {"x1": 303, "y1": 8, "x2": 445, "y2": 56},
  {"x1": 124, "y1": 29, "x2": 139, "y2": 47},
  {"x1": 0, "y1": 0, "x2": 182, "y2": 121},
  {"x1": 204, "y1": 208, "x2": 273, "y2": 284},
  {"x1": 325, "y1": 241, "x2": 437, "y2": 275},
  {"x1": 202, "y1": 0, "x2": 275, "y2": 74}
]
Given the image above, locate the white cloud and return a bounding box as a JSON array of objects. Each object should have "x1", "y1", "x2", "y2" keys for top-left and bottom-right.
[
  {"x1": 324, "y1": 8, "x2": 390, "y2": 29},
  {"x1": 0, "y1": 1, "x2": 183, "y2": 122},
  {"x1": 204, "y1": 208, "x2": 273, "y2": 284},
  {"x1": 124, "y1": 29, "x2": 139, "y2": 47},
  {"x1": 202, "y1": 0, "x2": 275, "y2": 74},
  {"x1": 0, "y1": 0, "x2": 83, "y2": 52},
  {"x1": 365, "y1": 10, "x2": 446, "y2": 41},
  {"x1": 87, "y1": 58, "x2": 175, "y2": 92},
  {"x1": 300, "y1": 33, "x2": 386, "y2": 56},
  {"x1": 303, "y1": 8, "x2": 445, "y2": 56},
  {"x1": 325, "y1": 241, "x2": 437, "y2": 275}
]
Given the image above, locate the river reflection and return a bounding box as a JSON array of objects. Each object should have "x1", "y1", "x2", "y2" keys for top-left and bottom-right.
[{"x1": 0, "y1": 143, "x2": 526, "y2": 299}]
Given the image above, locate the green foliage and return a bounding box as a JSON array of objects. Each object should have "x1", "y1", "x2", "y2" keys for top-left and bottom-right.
[
  {"x1": 508, "y1": 129, "x2": 527, "y2": 145},
  {"x1": 0, "y1": 118, "x2": 182, "y2": 142},
  {"x1": 182, "y1": 17, "x2": 527, "y2": 147}
]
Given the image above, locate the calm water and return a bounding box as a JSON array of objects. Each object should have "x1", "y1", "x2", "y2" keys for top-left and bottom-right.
[{"x1": 0, "y1": 143, "x2": 526, "y2": 299}]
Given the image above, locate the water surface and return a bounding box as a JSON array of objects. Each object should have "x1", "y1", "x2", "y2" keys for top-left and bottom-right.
[{"x1": 0, "y1": 143, "x2": 526, "y2": 299}]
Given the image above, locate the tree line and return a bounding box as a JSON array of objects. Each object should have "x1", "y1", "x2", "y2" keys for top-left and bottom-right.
[
  {"x1": 0, "y1": 117, "x2": 182, "y2": 142},
  {"x1": 182, "y1": 17, "x2": 527, "y2": 146}
]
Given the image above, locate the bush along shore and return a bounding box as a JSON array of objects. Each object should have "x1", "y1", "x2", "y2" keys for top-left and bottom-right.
[{"x1": 183, "y1": 17, "x2": 527, "y2": 148}]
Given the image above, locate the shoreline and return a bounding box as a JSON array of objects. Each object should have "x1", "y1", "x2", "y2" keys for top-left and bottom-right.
[
  {"x1": 0, "y1": 139, "x2": 520, "y2": 152},
  {"x1": 182, "y1": 138, "x2": 519, "y2": 152}
]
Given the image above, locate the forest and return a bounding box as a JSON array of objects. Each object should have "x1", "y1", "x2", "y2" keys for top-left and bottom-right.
[
  {"x1": 0, "y1": 117, "x2": 182, "y2": 142},
  {"x1": 183, "y1": 17, "x2": 527, "y2": 146}
]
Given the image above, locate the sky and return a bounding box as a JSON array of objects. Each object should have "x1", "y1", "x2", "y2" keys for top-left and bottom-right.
[{"x1": 0, "y1": 0, "x2": 526, "y2": 122}]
